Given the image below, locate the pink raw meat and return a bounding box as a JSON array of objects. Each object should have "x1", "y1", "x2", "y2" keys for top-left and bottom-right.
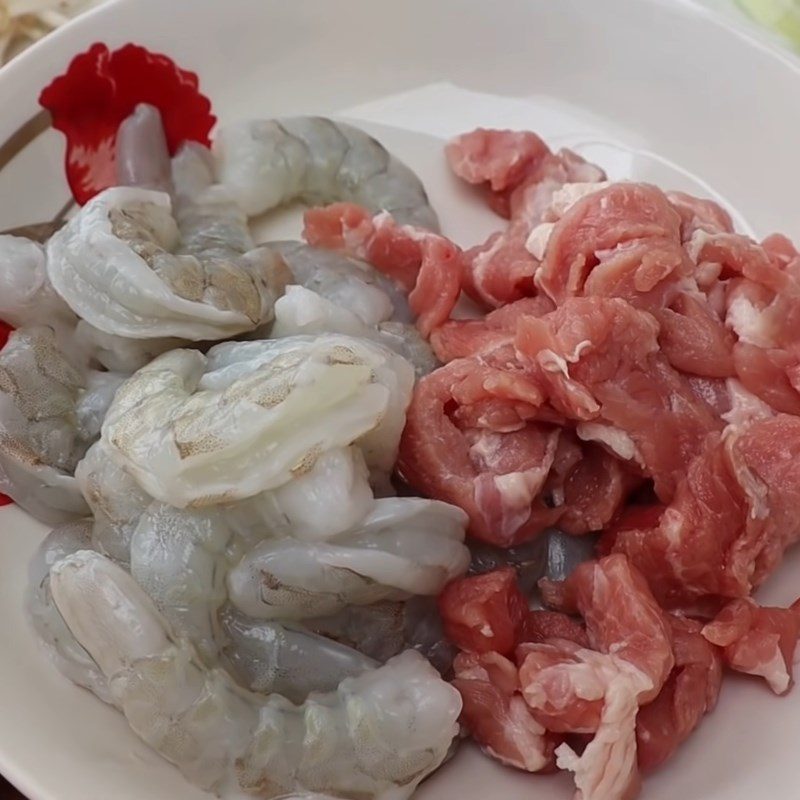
[
  {"x1": 445, "y1": 128, "x2": 550, "y2": 194},
  {"x1": 702, "y1": 598, "x2": 800, "y2": 694},
  {"x1": 446, "y1": 128, "x2": 605, "y2": 308},
  {"x1": 303, "y1": 202, "x2": 462, "y2": 337},
  {"x1": 665, "y1": 191, "x2": 734, "y2": 242},
  {"x1": 438, "y1": 567, "x2": 529, "y2": 655},
  {"x1": 611, "y1": 415, "x2": 800, "y2": 608},
  {"x1": 453, "y1": 651, "x2": 556, "y2": 772},
  {"x1": 537, "y1": 554, "x2": 675, "y2": 700},
  {"x1": 398, "y1": 358, "x2": 563, "y2": 545},
  {"x1": 537, "y1": 183, "x2": 692, "y2": 310},
  {"x1": 518, "y1": 555, "x2": 673, "y2": 799},
  {"x1": 430, "y1": 296, "x2": 554, "y2": 362},
  {"x1": 515, "y1": 297, "x2": 722, "y2": 500},
  {"x1": 555, "y1": 441, "x2": 642, "y2": 535},
  {"x1": 653, "y1": 292, "x2": 735, "y2": 378},
  {"x1": 636, "y1": 616, "x2": 722, "y2": 771}
]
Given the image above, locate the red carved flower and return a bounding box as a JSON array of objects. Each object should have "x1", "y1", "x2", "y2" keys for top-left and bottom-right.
[{"x1": 39, "y1": 42, "x2": 216, "y2": 205}]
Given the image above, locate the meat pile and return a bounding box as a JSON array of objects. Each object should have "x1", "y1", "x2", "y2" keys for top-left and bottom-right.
[{"x1": 303, "y1": 128, "x2": 800, "y2": 799}]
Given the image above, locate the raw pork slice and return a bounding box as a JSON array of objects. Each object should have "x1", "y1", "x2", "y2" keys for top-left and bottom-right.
[
  {"x1": 636, "y1": 616, "x2": 722, "y2": 771},
  {"x1": 536, "y1": 183, "x2": 692, "y2": 311},
  {"x1": 398, "y1": 358, "x2": 562, "y2": 545},
  {"x1": 702, "y1": 597, "x2": 800, "y2": 694},
  {"x1": 611, "y1": 415, "x2": 800, "y2": 607},
  {"x1": 303, "y1": 202, "x2": 462, "y2": 337},
  {"x1": 515, "y1": 296, "x2": 722, "y2": 500},
  {"x1": 446, "y1": 128, "x2": 605, "y2": 307}
]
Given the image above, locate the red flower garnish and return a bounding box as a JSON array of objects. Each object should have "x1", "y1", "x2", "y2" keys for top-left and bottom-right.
[
  {"x1": 0, "y1": 322, "x2": 12, "y2": 507},
  {"x1": 39, "y1": 43, "x2": 216, "y2": 205}
]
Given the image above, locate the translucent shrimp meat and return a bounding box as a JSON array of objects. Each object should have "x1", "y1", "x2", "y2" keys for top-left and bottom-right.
[
  {"x1": 26, "y1": 520, "x2": 112, "y2": 703},
  {"x1": 0, "y1": 235, "x2": 75, "y2": 330},
  {"x1": 271, "y1": 285, "x2": 438, "y2": 377},
  {"x1": 220, "y1": 607, "x2": 377, "y2": 703},
  {"x1": 226, "y1": 446, "x2": 374, "y2": 543},
  {"x1": 73, "y1": 319, "x2": 183, "y2": 374},
  {"x1": 100, "y1": 335, "x2": 414, "y2": 506},
  {"x1": 214, "y1": 116, "x2": 439, "y2": 229},
  {"x1": 74, "y1": 440, "x2": 153, "y2": 564},
  {"x1": 45, "y1": 186, "x2": 290, "y2": 341},
  {"x1": 261, "y1": 240, "x2": 411, "y2": 324},
  {"x1": 306, "y1": 596, "x2": 456, "y2": 675},
  {"x1": 228, "y1": 498, "x2": 469, "y2": 620},
  {"x1": 50, "y1": 551, "x2": 461, "y2": 798},
  {"x1": 129, "y1": 502, "x2": 243, "y2": 663},
  {"x1": 0, "y1": 327, "x2": 90, "y2": 523}
]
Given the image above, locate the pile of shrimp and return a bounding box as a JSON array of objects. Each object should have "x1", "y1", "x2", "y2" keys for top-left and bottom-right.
[{"x1": 12, "y1": 106, "x2": 482, "y2": 800}]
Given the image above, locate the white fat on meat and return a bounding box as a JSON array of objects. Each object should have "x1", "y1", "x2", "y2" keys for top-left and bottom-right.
[
  {"x1": 721, "y1": 379, "x2": 775, "y2": 431},
  {"x1": 744, "y1": 647, "x2": 792, "y2": 695},
  {"x1": 725, "y1": 293, "x2": 774, "y2": 348},
  {"x1": 577, "y1": 423, "x2": 641, "y2": 464},
  {"x1": 537, "y1": 340, "x2": 592, "y2": 379},
  {"x1": 525, "y1": 181, "x2": 613, "y2": 259},
  {"x1": 526, "y1": 223, "x2": 555, "y2": 260},
  {"x1": 555, "y1": 655, "x2": 651, "y2": 800}
]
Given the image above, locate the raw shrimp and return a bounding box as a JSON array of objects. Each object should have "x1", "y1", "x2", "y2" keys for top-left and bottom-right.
[
  {"x1": 100, "y1": 335, "x2": 415, "y2": 506},
  {"x1": 0, "y1": 235, "x2": 75, "y2": 330},
  {"x1": 129, "y1": 502, "x2": 243, "y2": 663},
  {"x1": 306, "y1": 596, "x2": 457, "y2": 674},
  {"x1": 215, "y1": 116, "x2": 439, "y2": 229},
  {"x1": 46, "y1": 186, "x2": 290, "y2": 341},
  {"x1": 261, "y1": 241, "x2": 411, "y2": 323},
  {"x1": 74, "y1": 440, "x2": 152, "y2": 564},
  {"x1": 226, "y1": 446, "x2": 374, "y2": 543},
  {"x1": 271, "y1": 285, "x2": 438, "y2": 377},
  {"x1": 132, "y1": 449, "x2": 375, "y2": 663},
  {"x1": 26, "y1": 520, "x2": 112, "y2": 703},
  {"x1": 73, "y1": 320, "x2": 182, "y2": 373},
  {"x1": 0, "y1": 327, "x2": 89, "y2": 523},
  {"x1": 51, "y1": 551, "x2": 461, "y2": 798},
  {"x1": 220, "y1": 606, "x2": 378, "y2": 702},
  {"x1": 74, "y1": 371, "x2": 127, "y2": 442},
  {"x1": 228, "y1": 498, "x2": 469, "y2": 620}
]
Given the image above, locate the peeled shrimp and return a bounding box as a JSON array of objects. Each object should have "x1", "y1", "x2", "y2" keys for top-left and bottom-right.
[
  {"x1": 226, "y1": 446, "x2": 374, "y2": 543},
  {"x1": 0, "y1": 327, "x2": 89, "y2": 523},
  {"x1": 46, "y1": 186, "x2": 290, "y2": 341},
  {"x1": 129, "y1": 502, "x2": 243, "y2": 663},
  {"x1": 306, "y1": 596, "x2": 456, "y2": 675},
  {"x1": 262, "y1": 241, "x2": 411, "y2": 324},
  {"x1": 215, "y1": 117, "x2": 439, "y2": 229},
  {"x1": 100, "y1": 335, "x2": 414, "y2": 506},
  {"x1": 26, "y1": 520, "x2": 112, "y2": 703},
  {"x1": 228, "y1": 498, "x2": 469, "y2": 620},
  {"x1": 271, "y1": 285, "x2": 438, "y2": 378},
  {"x1": 220, "y1": 607, "x2": 377, "y2": 703},
  {"x1": 0, "y1": 235, "x2": 75, "y2": 330},
  {"x1": 74, "y1": 440, "x2": 152, "y2": 564},
  {"x1": 51, "y1": 551, "x2": 461, "y2": 798}
]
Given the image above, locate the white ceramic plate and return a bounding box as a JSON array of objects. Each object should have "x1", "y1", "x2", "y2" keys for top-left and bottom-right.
[{"x1": 2, "y1": 1, "x2": 800, "y2": 798}]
